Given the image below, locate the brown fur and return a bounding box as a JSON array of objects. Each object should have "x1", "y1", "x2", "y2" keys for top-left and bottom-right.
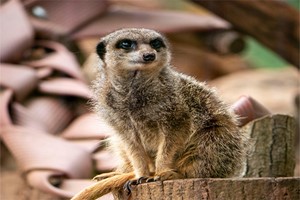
[{"x1": 72, "y1": 28, "x2": 248, "y2": 200}]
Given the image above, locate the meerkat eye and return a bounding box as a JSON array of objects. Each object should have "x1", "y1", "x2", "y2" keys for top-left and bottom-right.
[
  {"x1": 150, "y1": 38, "x2": 165, "y2": 49},
  {"x1": 116, "y1": 39, "x2": 136, "y2": 50}
]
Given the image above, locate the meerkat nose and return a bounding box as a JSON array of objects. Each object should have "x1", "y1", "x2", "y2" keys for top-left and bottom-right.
[{"x1": 143, "y1": 53, "x2": 156, "y2": 62}]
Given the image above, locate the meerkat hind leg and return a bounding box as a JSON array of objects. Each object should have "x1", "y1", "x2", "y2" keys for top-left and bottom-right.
[{"x1": 153, "y1": 169, "x2": 184, "y2": 181}]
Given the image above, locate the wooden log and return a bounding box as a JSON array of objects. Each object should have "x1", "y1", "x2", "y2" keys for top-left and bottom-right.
[
  {"x1": 190, "y1": 0, "x2": 300, "y2": 68},
  {"x1": 200, "y1": 30, "x2": 246, "y2": 54},
  {"x1": 126, "y1": 114, "x2": 297, "y2": 199},
  {"x1": 243, "y1": 114, "x2": 296, "y2": 177}
]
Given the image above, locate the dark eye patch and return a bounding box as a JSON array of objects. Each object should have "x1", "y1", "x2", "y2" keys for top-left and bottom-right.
[
  {"x1": 150, "y1": 38, "x2": 165, "y2": 49},
  {"x1": 96, "y1": 41, "x2": 106, "y2": 60},
  {"x1": 116, "y1": 39, "x2": 137, "y2": 50}
]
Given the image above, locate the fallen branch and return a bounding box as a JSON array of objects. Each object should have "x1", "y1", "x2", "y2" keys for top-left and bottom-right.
[{"x1": 191, "y1": 0, "x2": 300, "y2": 68}]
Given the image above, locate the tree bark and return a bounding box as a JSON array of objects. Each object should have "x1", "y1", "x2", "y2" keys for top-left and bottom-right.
[
  {"x1": 191, "y1": 0, "x2": 300, "y2": 68},
  {"x1": 243, "y1": 114, "x2": 296, "y2": 177}
]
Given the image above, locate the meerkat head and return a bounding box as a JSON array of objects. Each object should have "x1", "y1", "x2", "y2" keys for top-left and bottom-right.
[{"x1": 96, "y1": 28, "x2": 171, "y2": 73}]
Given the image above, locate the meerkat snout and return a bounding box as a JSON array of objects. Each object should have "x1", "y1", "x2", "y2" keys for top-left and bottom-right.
[{"x1": 143, "y1": 52, "x2": 156, "y2": 62}]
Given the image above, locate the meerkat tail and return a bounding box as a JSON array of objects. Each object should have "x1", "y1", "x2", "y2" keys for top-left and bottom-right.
[{"x1": 71, "y1": 172, "x2": 135, "y2": 200}]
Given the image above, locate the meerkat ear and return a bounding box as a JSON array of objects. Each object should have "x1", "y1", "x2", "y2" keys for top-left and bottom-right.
[{"x1": 96, "y1": 41, "x2": 106, "y2": 60}]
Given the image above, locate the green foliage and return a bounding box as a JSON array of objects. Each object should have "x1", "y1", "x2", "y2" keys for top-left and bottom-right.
[{"x1": 242, "y1": 37, "x2": 289, "y2": 68}]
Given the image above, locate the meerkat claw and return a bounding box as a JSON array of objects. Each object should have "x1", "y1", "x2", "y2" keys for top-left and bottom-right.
[
  {"x1": 123, "y1": 180, "x2": 138, "y2": 195},
  {"x1": 146, "y1": 177, "x2": 155, "y2": 183},
  {"x1": 137, "y1": 177, "x2": 148, "y2": 184},
  {"x1": 123, "y1": 177, "x2": 151, "y2": 195}
]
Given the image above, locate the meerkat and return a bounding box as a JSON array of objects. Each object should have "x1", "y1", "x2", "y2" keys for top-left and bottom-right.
[{"x1": 71, "y1": 28, "x2": 248, "y2": 200}]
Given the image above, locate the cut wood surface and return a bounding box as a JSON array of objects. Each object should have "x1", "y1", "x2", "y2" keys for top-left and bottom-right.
[
  {"x1": 191, "y1": 0, "x2": 300, "y2": 68},
  {"x1": 130, "y1": 177, "x2": 300, "y2": 200}
]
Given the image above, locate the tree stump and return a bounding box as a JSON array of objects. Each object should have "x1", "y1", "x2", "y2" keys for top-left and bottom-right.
[
  {"x1": 131, "y1": 177, "x2": 299, "y2": 200},
  {"x1": 126, "y1": 114, "x2": 299, "y2": 199},
  {"x1": 244, "y1": 114, "x2": 296, "y2": 177}
]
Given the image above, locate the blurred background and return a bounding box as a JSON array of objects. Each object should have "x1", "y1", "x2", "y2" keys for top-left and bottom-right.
[{"x1": 1, "y1": 0, "x2": 299, "y2": 199}]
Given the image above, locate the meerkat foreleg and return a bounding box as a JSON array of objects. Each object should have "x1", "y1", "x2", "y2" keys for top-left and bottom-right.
[
  {"x1": 125, "y1": 141, "x2": 152, "y2": 178},
  {"x1": 154, "y1": 134, "x2": 185, "y2": 181}
]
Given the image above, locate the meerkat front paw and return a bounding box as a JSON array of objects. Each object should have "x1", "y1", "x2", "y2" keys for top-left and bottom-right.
[
  {"x1": 123, "y1": 176, "x2": 151, "y2": 195},
  {"x1": 154, "y1": 170, "x2": 184, "y2": 181}
]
